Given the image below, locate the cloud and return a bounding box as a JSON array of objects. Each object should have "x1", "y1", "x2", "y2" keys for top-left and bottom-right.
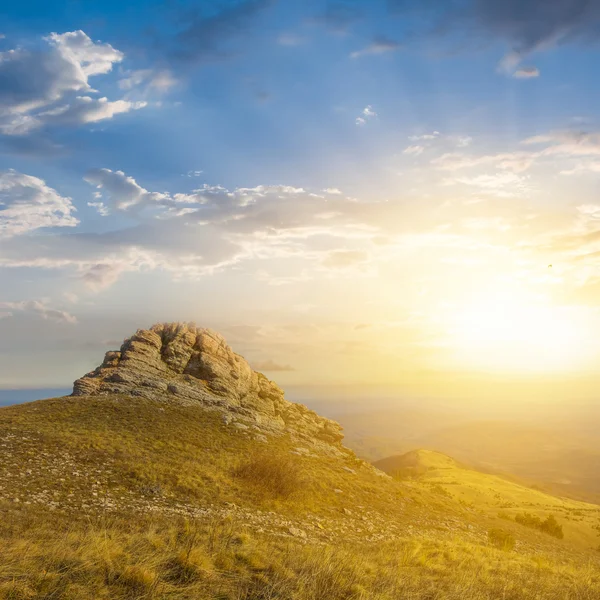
[
  {"x1": 403, "y1": 145, "x2": 425, "y2": 156},
  {"x1": 356, "y1": 105, "x2": 376, "y2": 125},
  {"x1": 390, "y1": 0, "x2": 600, "y2": 71},
  {"x1": 84, "y1": 168, "x2": 169, "y2": 212},
  {"x1": 432, "y1": 151, "x2": 536, "y2": 173},
  {"x1": 322, "y1": 250, "x2": 368, "y2": 268},
  {"x1": 428, "y1": 130, "x2": 600, "y2": 178},
  {"x1": 1, "y1": 164, "x2": 555, "y2": 295},
  {"x1": 350, "y1": 36, "x2": 401, "y2": 58},
  {"x1": 408, "y1": 131, "x2": 440, "y2": 142},
  {"x1": 401, "y1": 132, "x2": 471, "y2": 157},
  {"x1": 444, "y1": 172, "x2": 532, "y2": 198},
  {"x1": 118, "y1": 69, "x2": 178, "y2": 95},
  {"x1": 35, "y1": 96, "x2": 146, "y2": 129},
  {"x1": 252, "y1": 359, "x2": 295, "y2": 372},
  {"x1": 0, "y1": 30, "x2": 147, "y2": 136},
  {"x1": 513, "y1": 66, "x2": 540, "y2": 79},
  {"x1": 0, "y1": 167, "x2": 434, "y2": 290},
  {"x1": 166, "y1": 0, "x2": 274, "y2": 65},
  {"x1": 0, "y1": 169, "x2": 78, "y2": 237},
  {"x1": 80, "y1": 263, "x2": 127, "y2": 291},
  {"x1": 0, "y1": 300, "x2": 77, "y2": 324}
]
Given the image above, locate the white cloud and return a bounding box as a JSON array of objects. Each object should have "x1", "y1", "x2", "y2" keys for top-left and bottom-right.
[
  {"x1": 445, "y1": 172, "x2": 532, "y2": 197},
  {"x1": 47, "y1": 30, "x2": 123, "y2": 78},
  {"x1": 0, "y1": 169, "x2": 78, "y2": 237},
  {"x1": 402, "y1": 132, "x2": 471, "y2": 156},
  {"x1": 36, "y1": 96, "x2": 146, "y2": 128},
  {"x1": 0, "y1": 30, "x2": 146, "y2": 135},
  {"x1": 80, "y1": 263, "x2": 127, "y2": 291},
  {"x1": 0, "y1": 299, "x2": 77, "y2": 324},
  {"x1": 408, "y1": 131, "x2": 440, "y2": 142},
  {"x1": 363, "y1": 105, "x2": 377, "y2": 118},
  {"x1": 0, "y1": 166, "x2": 557, "y2": 295},
  {"x1": 350, "y1": 37, "x2": 400, "y2": 58},
  {"x1": 356, "y1": 105, "x2": 376, "y2": 126},
  {"x1": 432, "y1": 151, "x2": 536, "y2": 173},
  {"x1": 403, "y1": 145, "x2": 425, "y2": 156},
  {"x1": 432, "y1": 131, "x2": 600, "y2": 177},
  {"x1": 84, "y1": 168, "x2": 169, "y2": 212},
  {"x1": 0, "y1": 169, "x2": 429, "y2": 290},
  {"x1": 87, "y1": 201, "x2": 110, "y2": 216},
  {"x1": 118, "y1": 69, "x2": 178, "y2": 94},
  {"x1": 455, "y1": 136, "x2": 472, "y2": 148}
]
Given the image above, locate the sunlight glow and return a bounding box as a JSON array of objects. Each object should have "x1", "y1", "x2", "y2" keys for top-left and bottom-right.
[{"x1": 447, "y1": 290, "x2": 594, "y2": 373}]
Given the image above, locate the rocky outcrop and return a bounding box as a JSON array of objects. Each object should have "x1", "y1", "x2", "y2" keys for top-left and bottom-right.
[{"x1": 73, "y1": 323, "x2": 344, "y2": 452}]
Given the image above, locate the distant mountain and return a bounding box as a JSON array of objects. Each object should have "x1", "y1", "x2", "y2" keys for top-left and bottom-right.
[{"x1": 0, "y1": 388, "x2": 70, "y2": 406}]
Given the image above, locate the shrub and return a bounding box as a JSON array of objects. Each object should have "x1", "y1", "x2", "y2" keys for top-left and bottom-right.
[
  {"x1": 540, "y1": 514, "x2": 564, "y2": 539},
  {"x1": 515, "y1": 512, "x2": 564, "y2": 539},
  {"x1": 234, "y1": 452, "x2": 304, "y2": 499},
  {"x1": 488, "y1": 528, "x2": 516, "y2": 551}
]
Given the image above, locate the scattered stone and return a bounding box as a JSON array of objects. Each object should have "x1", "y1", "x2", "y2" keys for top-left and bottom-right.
[{"x1": 288, "y1": 526, "x2": 307, "y2": 539}]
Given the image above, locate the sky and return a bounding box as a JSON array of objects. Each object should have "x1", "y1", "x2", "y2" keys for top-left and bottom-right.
[{"x1": 4, "y1": 0, "x2": 600, "y2": 401}]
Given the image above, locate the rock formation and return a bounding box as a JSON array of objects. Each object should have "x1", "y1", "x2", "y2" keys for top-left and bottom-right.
[{"x1": 73, "y1": 322, "x2": 344, "y2": 453}]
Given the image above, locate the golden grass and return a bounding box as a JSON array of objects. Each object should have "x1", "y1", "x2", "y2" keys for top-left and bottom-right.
[
  {"x1": 0, "y1": 508, "x2": 599, "y2": 599},
  {"x1": 1, "y1": 396, "x2": 600, "y2": 598}
]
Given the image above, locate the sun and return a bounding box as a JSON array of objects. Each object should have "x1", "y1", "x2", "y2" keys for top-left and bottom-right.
[{"x1": 446, "y1": 289, "x2": 593, "y2": 373}]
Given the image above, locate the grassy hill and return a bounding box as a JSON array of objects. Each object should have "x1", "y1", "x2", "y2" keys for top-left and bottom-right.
[
  {"x1": 334, "y1": 407, "x2": 600, "y2": 503},
  {"x1": 375, "y1": 449, "x2": 600, "y2": 550},
  {"x1": 1, "y1": 394, "x2": 600, "y2": 599}
]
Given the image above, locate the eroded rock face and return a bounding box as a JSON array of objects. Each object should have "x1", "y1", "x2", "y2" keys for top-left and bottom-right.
[{"x1": 73, "y1": 323, "x2": 344, "y2": 452}]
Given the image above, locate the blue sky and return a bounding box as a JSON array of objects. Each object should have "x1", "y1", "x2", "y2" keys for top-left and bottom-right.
[{"x1": 4, "y1": 0, "x2": 600, "y2": 395}]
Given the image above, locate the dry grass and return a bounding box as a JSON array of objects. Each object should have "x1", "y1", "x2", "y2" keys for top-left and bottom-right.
[
  {"x1": 234, "y1": 452, "x2": 304, "y2": 499},
  {"x1": 1, "y1": 395, "x2": 600, "y2": 598},
  {"x1": 0, "y1": 508, "x2": 599, "y2": 600}
]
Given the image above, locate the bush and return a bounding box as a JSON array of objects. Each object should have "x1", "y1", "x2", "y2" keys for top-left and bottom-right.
[
  {"x1": 234, "y1": 452, "x2": 304, "y2": 499},
  {"x1": 515, "y1": 512, "x2": 564, "y2": 539},
  {"x1": 540, "y1": 514, "x2": 564, "y2": 539},
  {"x1": 488, "y1": 528, "x2": 516, "y2": 551}
]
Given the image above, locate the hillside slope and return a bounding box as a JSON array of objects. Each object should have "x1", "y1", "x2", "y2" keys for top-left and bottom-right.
[
  {"x1": 375, "y1": 449, "x2": 600, "y2": 549},
  {"x1": 1, "y1": 323, "x2": 599, "y2": 599}
]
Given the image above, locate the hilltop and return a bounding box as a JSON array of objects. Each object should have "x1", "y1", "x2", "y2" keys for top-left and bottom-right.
[{"x1": 0, "y1": 323, "x2": 599, "y2": 599}]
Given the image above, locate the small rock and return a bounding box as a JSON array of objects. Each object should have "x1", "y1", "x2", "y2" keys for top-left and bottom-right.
[
  {"x1": 288, "y1": 527, "x2": 307, "y2": 539},
  {"x1": 343, "y1": 467, "x2": 356, "y2": 475}
]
